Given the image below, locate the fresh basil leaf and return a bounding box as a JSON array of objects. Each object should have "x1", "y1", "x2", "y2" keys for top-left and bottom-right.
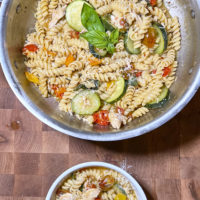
[
  {"x1": 107, "y1": 42, "x2": 115, "y2": 54},
  {"x1": 81, "y1": 3, "x2": 105, "y2": 32},
  {"x1": 109, "y1": 29, "x2": 119, "y2": 44},
  {"x1": 81, "y1": 30, "x2": 107, "y2": 41},
  {"x1": 80, "y1": 30, "x2": 108, "y2": 49}
]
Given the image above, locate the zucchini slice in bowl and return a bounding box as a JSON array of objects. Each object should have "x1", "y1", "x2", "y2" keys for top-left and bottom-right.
[
  {"x1": 153, "y1": 23, "x2": 168, "y2": 54},
  {"x1": 124, "y1": 33, "x2": 141, "y2": 55},
  {"x1": 66, "y1": 0, "x2": 91, "y2": 32},
  {"x1": 146, "y1": 86, "x2": 170, "y2": 109},
  {"x1": 75, "y1": 80, "x2": 100, "y2": 91},
  {"x1": 89, "y1": 44, "x2": 107, "y2": 59},
  {"x1": 113, "y1": 184, "x2": 127, "y2": 195},
  {"x1": 106, "y1": 77, "x2": 127, "y2": 104},
  {"x1": 72, "y1": 90, "x2": 101, "y2": 115}
]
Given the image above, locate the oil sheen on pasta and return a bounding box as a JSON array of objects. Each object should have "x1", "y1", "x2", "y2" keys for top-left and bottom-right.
[
  {"x1": 56, "y1": 167, "x2": 137, "y2": 200},
  {"x1": 23, "y1": 0, "x2": 181, "y2": 130}
]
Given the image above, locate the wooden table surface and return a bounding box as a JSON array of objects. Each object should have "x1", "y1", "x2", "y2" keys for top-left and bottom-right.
[{"x1": 0, "y1": 65, "x2": 200, "y2": 200}]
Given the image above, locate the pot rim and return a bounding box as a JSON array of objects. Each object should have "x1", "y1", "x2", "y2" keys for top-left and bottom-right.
[{"x1": 0, "y1": 0, "x2": 200, "y2": 141}]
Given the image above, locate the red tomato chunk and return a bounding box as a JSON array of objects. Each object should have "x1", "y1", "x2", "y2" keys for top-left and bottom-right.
[
  {"x1": 22, "y1": 44, "x2": 38, "y2": 53},
  {"x1": 93, "y1": 110, "x2": 110, "y2": 126},
  {"x1": 163, "y1": 66, "x2": 171, "y2": 77}
]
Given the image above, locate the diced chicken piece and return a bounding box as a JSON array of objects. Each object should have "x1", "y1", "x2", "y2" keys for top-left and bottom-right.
[
  {"x1": 59, "y1": 193, "x2": 74, "y2": 200},
  {"x1": 82, "y1": 188, "x2": 100, "y2": 200},
  {"x1": 109, "y1": 112, "x2": 122, "y2": 129},
  {"x1": 49, "y1": 6, "x2": 66, "y2": 28}
]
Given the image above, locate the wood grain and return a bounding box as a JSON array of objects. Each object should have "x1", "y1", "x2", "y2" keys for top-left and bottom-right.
[{"x1": 0, "y1": 66, "x2": 199, "y2": 200}]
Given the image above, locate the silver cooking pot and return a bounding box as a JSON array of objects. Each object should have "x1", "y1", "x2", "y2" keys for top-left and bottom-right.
[{"x1": 0, "y1": 0, "x2": 199, "y2": 141}]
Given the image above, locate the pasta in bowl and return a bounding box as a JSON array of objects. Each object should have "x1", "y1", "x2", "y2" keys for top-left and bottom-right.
[
  {"x1": 22, "y1": 0, "x2": 181, "y2": 130},
  {"x1": 46, "y1": 162, "x2": 147, "y2": 200}
]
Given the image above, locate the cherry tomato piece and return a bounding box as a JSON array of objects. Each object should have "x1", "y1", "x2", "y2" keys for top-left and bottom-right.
[
  {"x1": 99, "y1": 175, "x2": 115, "y2": 191},
  {"x1": 93, "y1": 111, "x2": 110, "y2": 126},
  {"x1": 52, "y1": 85, "x2": 66, "y2": 99},
  {"x1": 142, "y1": 27, "x2": 157, "y2": 48},
  {"x1": 135, "y1": 72, "x2": 142, "y2": 77},
  {"x1": 56, "y1": 88, "x2": 66, "y2": 99},
  {"x1": 70, "y1": 31, "x2": 80, "y2": 39},
  {"x1": 163, "y1": 66, "x2": 172, "y2": 77},
  {"x1": 150, "y1": 0, "x2": 157, "y2": 6},
  {"x1": 22, "y1": 44, "x2": 38, "y2": 53}
]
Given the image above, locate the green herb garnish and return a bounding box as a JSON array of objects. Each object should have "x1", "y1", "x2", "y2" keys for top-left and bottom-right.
[
  {"x1": 81, "y1": 30, "x2": 108, "y2": 49},
  {"x1": 80, "y1": 3, "x2": 119, "y2": 54},
  {"x1": 81, "y1": 3, "x2": 105, "y2": 32}
]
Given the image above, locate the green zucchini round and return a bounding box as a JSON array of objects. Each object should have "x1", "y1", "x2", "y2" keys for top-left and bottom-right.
[
  {"x1": 153, "y1": 23, "x2": 168, "y2": 55},
  {"x1": 89, "y1": 44, "x2": 107, "y2": 59},
  {"x1": 66, "y1": 0, "x2": 91, "y2": 32},
  {"x1": 113, "y1": 184, "x2": 127, "y2": 195},
  {"x1": 106, "y1": 77, "x2": 127, "y2": 104},
  {"x1": 146, "y1": 86, "x2": 170, "y2": 109},
  {"x1": 124, "y1": 33, "x2": 141, "y2": 55},
  {"x1": 72, "y1": 90, "x2": 101, "y2": 115}
]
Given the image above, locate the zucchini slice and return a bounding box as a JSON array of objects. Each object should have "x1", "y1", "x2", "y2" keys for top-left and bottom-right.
[
  {"x1": 75, "y1": 80, "x2": 100, "y2": 91},
  {"x1": 153, "y1": 23, "x2": 168, "y2": 54},
  {"x1": 66, "y1": 0, "x2": 91, "y2": 32},
  {"x1": 106, "y1": 77, "x2": 127, "y2": 104},
  {"x1": 124, "y1": 33, "x2": 141, "y2": 55},
  {"x1": 146, "y1": 86, "x2": 169, "y2": 109},
  {"x1": 72, "y1": 90, "x2": 101, "y2": 115},
  {"x1": 89, "y1": 44, "x2": 107, "y2": 59},
  {"x1": 74, "y1": 84, "x2": 87, "y2": 91},
  {"x1": 113, "y1": 184, "x2": 127, "y2": 195}
]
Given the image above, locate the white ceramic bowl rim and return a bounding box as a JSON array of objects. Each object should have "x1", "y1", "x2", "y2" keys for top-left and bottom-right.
[{"x1": 46, "y1": 162, "x2": 147, "y2": 200}]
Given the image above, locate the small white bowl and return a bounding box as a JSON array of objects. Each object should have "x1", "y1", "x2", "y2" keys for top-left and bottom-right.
[{"x1": 46, "y1": 162, "x2": 147, "y2": 200}]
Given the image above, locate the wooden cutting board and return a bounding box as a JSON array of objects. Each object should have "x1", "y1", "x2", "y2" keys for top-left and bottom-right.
[{"x1": 0, "y1": 66, "x2": 200, "y2": 200}]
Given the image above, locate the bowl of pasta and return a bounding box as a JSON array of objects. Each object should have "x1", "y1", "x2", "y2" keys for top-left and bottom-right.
[
  {"x1": 0, "y1": 0, "x2": 200, "y2": 141},
  {"x1": 46, "y1": 162, "x2": 147, "y2": 200}
]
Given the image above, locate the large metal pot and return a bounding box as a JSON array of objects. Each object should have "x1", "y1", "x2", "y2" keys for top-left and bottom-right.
[{"x1": 0, "y1": 0, "x2": 199, "y2": 141}]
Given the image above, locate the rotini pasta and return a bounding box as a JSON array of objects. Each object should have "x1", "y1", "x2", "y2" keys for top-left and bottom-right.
[
  {"x1": 56, "y1": 167, "x2": 137, "y2": 200},
  {"x1": 23, "y1": 0, "x2": 181, "y2": 130}
]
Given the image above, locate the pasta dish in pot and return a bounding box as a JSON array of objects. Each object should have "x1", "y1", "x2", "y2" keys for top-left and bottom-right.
[{"x1": 22, "y1": 0, "x2": 181, "y2": 129}]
